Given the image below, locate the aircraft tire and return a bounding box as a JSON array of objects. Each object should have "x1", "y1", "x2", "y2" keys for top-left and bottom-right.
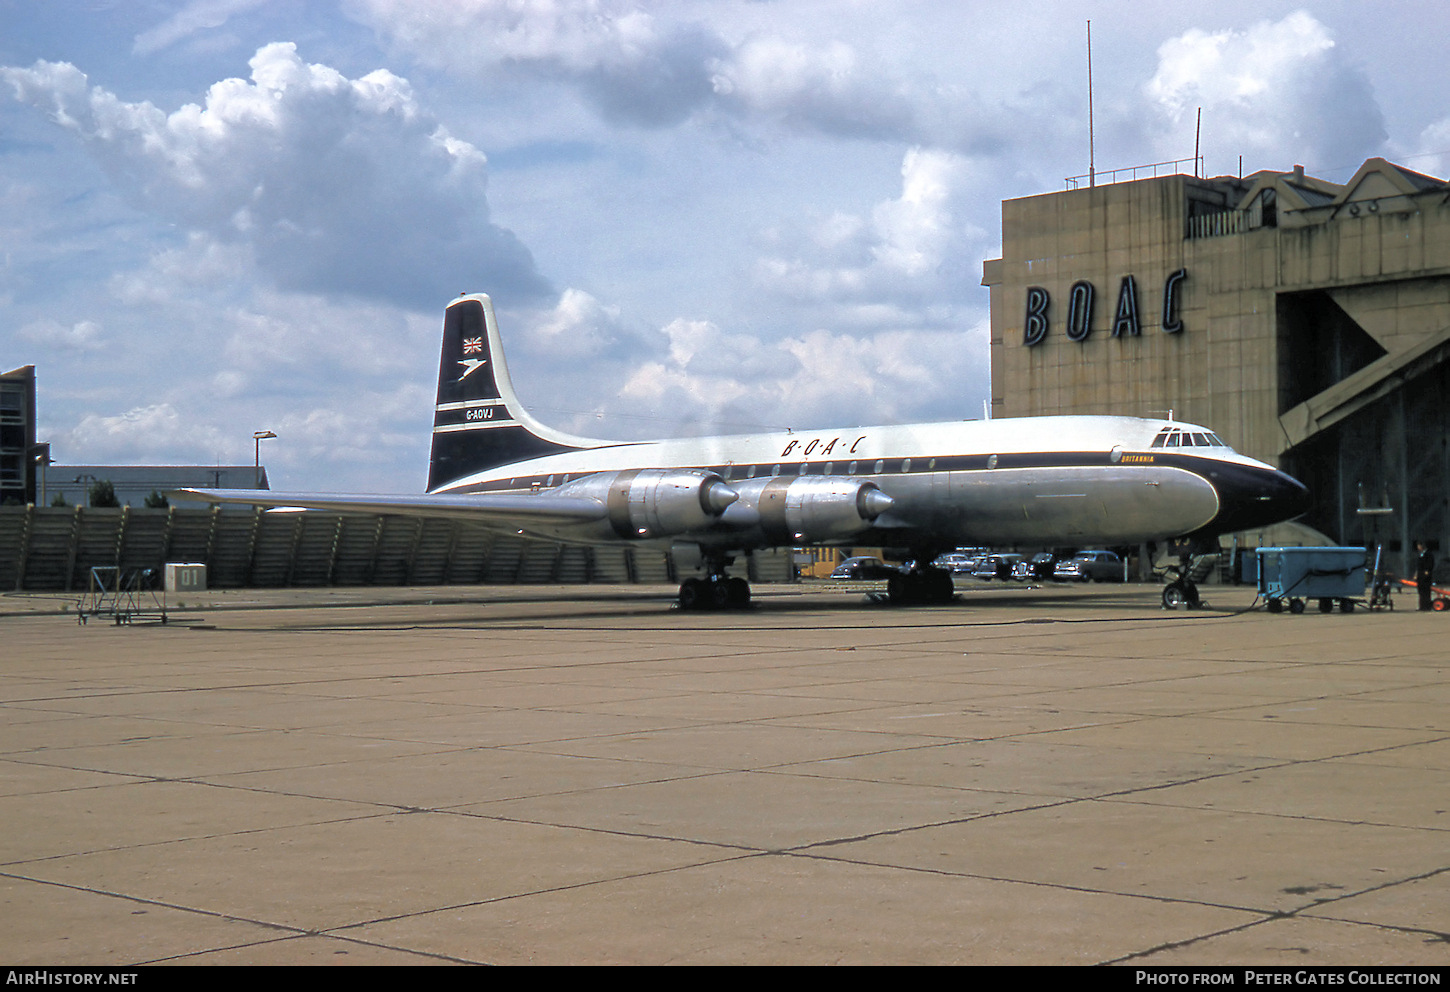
[
  {"x1": 929, "y1": 570, "x2": 954, "y2": 604},
  {"x1": 679, "y1": 578, "x2": 706, "y2": 611},
  {"x1": 727, "y1": 578, "x2": 751, "y2": 608},
  {"x1": 709, "y1": 579, "x2": 733, "y2": 610},
  {"x1": 887, "y1": 574, "x2": 909, "y2": 605},
  {"x1": 1162, "y1": 582, "x2": 1187, "y2": 610}
]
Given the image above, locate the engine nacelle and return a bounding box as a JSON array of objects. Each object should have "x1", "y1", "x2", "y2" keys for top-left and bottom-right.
[
  {"x1": 735, "y1": 475, "x2": 894, "y2": 544},
  {"x1": 558, "y1": 469, "x2": 738, "y2": 539}
]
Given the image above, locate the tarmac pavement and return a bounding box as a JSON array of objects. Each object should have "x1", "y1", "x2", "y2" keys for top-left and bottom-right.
[{"x1": 1, "y1": 581, "x2": 1447, "y2": 965}]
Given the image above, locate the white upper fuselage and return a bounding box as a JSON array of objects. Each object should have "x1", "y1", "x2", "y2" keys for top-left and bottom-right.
[{"x1": 434, "y1": 415, "x2": 1267, "y2": 492}]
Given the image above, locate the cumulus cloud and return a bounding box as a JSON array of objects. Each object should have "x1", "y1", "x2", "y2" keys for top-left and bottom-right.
[
  {"x1": 524, "y1": 287, "x2": 626, "y2": 358},
  {"x1": 354, "y1": 0, "x2": 721, "y2": 126},
  {"x1": 1, "y1": 43, "x2": 549, "y2": 308},
  {"x1": 133, "y1": 0, "x2": 269, "y2": 56},
  {"x1": 60, "y1": 403, "x2": 228, "y2": 462},
  {"x1": 350, "y1": 0, "x2": 1012, "y2": 147},
  {"x1": 1401, "y1": 118, "x2": 1450, "y2": 182},
  {"x1": 613, "y1": 320, "x2": 986, "y2": 436},
  {"x1": 1145, "y1": 11, "x2": 1386, "y2": 173},
  {"x1": 17, "y1": 318, "x2": 104, "y2": 351},
  {"x1": 753, "y1": 147, "x2": 980, "y2": 314}
]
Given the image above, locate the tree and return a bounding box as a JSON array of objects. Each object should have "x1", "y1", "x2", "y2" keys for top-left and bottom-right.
[
  {"x1": 144, "y1": 490, "x2": 169, "y2": 509},
  {"x1": 88, "y1": 479, "x2": 119, "y2": 507},
  {"x1": 50, "y1": 492, "x2": 69, "y2": 507}
]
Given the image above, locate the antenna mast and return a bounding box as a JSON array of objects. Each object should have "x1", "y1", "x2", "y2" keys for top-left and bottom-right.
[
  {"x1": 1087, "y1": 20, "x2": 1095, "y2": 188},
  {"x1": 1194, "y1": 107, "x2": 1201, "y2": 177}
]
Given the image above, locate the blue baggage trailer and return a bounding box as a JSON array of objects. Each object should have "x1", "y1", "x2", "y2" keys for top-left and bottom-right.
[{"x1": 1255, "y1": 547, "x2": 1367, "y2": 614}]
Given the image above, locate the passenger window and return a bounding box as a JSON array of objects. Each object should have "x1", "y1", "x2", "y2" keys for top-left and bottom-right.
[
  {"x1": 746, "y1": 465, "x2": 757, "y2": 478},
  {"x1": 771, "y1": 465, "x2": 781, "y2": 477},
  {"x1": 848, "y1": 461, "x2": 858, "y2": 474},
  {"x1": 824, "y1": 462, "x2": 833, "y2": 474},
  {"x1": 873, "y1": 459, "x2": 885, "y2": 473},
  {"x1": 901, "y1": 458, "x2": 911, "y2": 473}
]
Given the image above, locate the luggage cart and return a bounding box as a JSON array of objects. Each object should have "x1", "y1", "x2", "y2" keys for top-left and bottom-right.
[{"x1": 1256, "y1": 547, "x2": 1367, "y2": 615}]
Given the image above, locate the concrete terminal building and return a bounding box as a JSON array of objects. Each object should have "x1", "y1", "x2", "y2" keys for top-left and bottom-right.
[{"x1": 983, "y1": 158, "x2": 1450, "y2": 575}]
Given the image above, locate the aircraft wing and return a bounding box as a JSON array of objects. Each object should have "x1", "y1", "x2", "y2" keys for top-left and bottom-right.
[{"x1": 168, "y1": 488, "x2": 608, "y2": 532}]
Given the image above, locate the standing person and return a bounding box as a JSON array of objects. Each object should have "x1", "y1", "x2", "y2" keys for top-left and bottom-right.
[{"x1": 1415, "y1": 541, "x2": 1435, "y2": 611}]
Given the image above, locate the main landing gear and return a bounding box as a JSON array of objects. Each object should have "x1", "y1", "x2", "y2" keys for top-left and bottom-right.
[
  {"x1": 677, "y1": 554, "x2": 751, "y2": 611},
  {"x1": 886, "y1": 562, "x2": 955, "y2": 606}
]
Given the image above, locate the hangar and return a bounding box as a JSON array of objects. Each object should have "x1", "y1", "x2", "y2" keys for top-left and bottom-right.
[{"x1": 983, "y1": 158, "x2": 1450, "y2": 577}]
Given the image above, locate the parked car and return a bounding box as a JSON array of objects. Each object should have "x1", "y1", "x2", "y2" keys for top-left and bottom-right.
[
  {"x1": 973, "y1": 554, "x2": 1023, "y2": 581},
  {"x1": 932, "y1": 553, "x2": 975, "y2": 574},
  {"x1": 1011, "y1": 552, "x2": 1061, "y2": 581},
  {"x1": 1053, "y1": 550, "x2": 1125, "y2": 583},
  {"x1": 830, "y1": 556, "x2": 888, "y2": 580}
]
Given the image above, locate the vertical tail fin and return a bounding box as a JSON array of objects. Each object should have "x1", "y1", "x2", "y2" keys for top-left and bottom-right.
[{"x1": 427, "y1": 294, "x2": 596, "y2": 491}]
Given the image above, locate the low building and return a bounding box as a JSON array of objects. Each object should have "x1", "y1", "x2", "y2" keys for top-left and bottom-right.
[{"x1": 48, "y1": 465, "x2": 269, "y2": 510}]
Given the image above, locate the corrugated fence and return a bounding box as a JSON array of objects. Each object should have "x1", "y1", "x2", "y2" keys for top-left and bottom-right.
[{"x1": 0, "y1": 505, "x2": 792, "y2": 591}]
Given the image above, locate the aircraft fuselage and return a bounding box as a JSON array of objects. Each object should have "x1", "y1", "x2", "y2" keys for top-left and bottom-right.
[{"x1": 433, "y1": 415, "x2": 1307, "y2": 553}]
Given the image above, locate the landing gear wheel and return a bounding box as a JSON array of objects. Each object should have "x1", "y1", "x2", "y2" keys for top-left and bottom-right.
[
  {"x1": 1163, "y1": 580, "x2": 1201, "y2": 609},
  {"x1": 1289, "y1": 598, "x2": 1306, "y2": 614},
  {"x1": 928, "y1": 570, "x2": 954, "y2": 604},
  {"x1": 679, "y1": 578, "x2": 706, "y2": 611},
  {"x1": 887, "y1": 574, "x2": 911, "y2": 605},
  {"x1": 709, "y1": 579, "x2": 733, "y2": 610},
  {"x1": 727, "y1": 577, "x2": 750, "y2": 608}
]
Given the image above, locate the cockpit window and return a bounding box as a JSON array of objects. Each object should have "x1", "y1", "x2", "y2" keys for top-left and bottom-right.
[
  {"x1": 1190, "y1": 432, "x2": 1208, "y2": 446},
  {"x1": 1165, "y1": 433, "x2": 1180, "y2": 447},
  {"x1": 1151, "y1": 431, "x2": 1168, "y2": 448}
]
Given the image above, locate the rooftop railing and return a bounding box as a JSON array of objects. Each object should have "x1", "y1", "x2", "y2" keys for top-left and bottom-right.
[{"x1": 1065, "y1": 156, "x2": 1203, "y2": 190}]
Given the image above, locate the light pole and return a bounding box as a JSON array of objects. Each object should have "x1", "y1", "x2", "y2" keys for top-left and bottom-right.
[
  {"x1": 253, "y1": 431, "x2": 276, "y2": 489},
  {"x1": 74, "y1": 473, "x2": 97, "y2": 507}
]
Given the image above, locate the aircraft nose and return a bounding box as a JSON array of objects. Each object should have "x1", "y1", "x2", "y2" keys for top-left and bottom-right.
[{"x1": 1207, "y1": 463, "x2": 1312, "y2": 534}]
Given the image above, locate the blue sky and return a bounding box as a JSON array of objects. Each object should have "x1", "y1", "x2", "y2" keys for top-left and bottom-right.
[{"x1": 3, "y1": 1, "x2": 1447, "y2": 493}]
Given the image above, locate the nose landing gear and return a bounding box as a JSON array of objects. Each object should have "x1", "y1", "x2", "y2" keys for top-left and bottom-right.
[
  {"x1": 1160, "y1": 550, "x2": 1209, "y2": 610},
  {"x1": 1161, "y1": 579, "x2": 1200, "y2": 610}
]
